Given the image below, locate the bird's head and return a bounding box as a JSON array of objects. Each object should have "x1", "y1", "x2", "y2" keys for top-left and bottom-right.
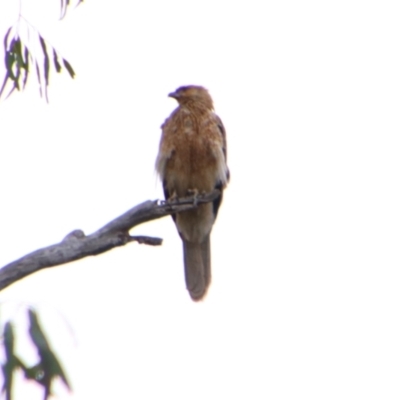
[{"x1": 168, "y1": 85, "x2": 214, "y2": 110}]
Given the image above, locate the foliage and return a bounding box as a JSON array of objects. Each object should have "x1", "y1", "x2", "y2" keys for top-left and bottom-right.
[
  {"x1": 0, "y1": 0, "x2": 83, "y2": 101},
  {"x1": 1, "y1": 309, "x2": 70, "y2": 400},
  {"x1": 0, "y1": 1, "x2": 81, "y2": 398}
]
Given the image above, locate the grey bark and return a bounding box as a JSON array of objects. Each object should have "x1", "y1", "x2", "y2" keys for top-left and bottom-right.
[{"x1": 0, "y1": 190, "x2": 220, "y2": 292}]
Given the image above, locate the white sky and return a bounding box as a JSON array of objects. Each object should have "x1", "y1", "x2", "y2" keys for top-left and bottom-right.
[{"x1": 1, "y1": 0, "x2": 400, "y2": 399}]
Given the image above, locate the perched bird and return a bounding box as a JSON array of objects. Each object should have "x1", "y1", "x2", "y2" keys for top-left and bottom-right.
[{"x1": 155, "y1": 85, "x2": 229, "y2": 301}]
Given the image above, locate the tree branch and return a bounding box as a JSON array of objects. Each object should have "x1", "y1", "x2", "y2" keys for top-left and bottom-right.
[{"x1": 0, "y1": 190, "x2": 221, "y2": 292}]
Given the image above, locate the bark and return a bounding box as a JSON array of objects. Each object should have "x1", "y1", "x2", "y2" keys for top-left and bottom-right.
[{"x1": 0, "y1": 190, "x2": 221, "y2": 292}]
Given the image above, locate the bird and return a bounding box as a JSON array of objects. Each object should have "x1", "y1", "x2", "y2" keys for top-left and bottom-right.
[{"x1": 155, "y1": 85, "x2": 229, "y2": 301}]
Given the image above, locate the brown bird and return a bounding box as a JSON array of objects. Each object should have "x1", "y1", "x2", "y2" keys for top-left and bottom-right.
[{"x1": 155, "y1": 85, "x2": 229, "y2": 301}]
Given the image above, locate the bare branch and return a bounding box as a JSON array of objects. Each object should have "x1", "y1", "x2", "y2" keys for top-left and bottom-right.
[{"x1": 0, "y1": 190, "x2": 221, "y2": 292}]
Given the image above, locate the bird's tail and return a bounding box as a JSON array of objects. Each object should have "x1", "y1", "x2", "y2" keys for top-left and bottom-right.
[{"x1": 183, "y1": 234, "x2": 211, "y2": 301}]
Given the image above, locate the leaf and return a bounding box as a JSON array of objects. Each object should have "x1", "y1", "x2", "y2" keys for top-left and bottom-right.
[
  {"x1": 0, "y1": 74, "x2": 9, "y2": 99},
  {"x1": 60, "y1": 0, "x2": 84, "y2": 19},
  {"x1": 62, "y1": 58, "x2": 75, "y2": 78},
  {"x1": 14, "y1": 39, "x2": 24, "y2": 68},
  {"x1": 13, "y1": 39, "x2": 23, "y2": 91},
  {"x1": 24, "y1": 363, "x2": 45, "y2": 381},
  {"x1": 60, "y1": 0, "x2": 66, "y2": 18},
  {"x1": 1, "y1": 324, "x2": 14, "y2": 388},
  {"x1": 3, "y1": 26, "x2": 12, "y2": 49},
  {"x1": 22, "y1": 43, "x2": 29, "y2": 64},
  {"x1": 28, "y1": 310, "x2": 71, "y2": 391},
  {"x1": 60, "y1": 0, "x2": 72, "y2": 19},
  {"x1": 5, "y1": 51, "x2": 15, "y2": 81},
  {"x1": 1, "y1": 24, "x2": 76, "y2": 101},
  {"x1": 22, "y1": 46, "x2": 30, "y2": 89},
  {"x1": 14, "y1": 69, "x2": 20, "y2": 91},
  {"x1": 53, "y1": 49, "x2": 62, "y2": 73},
  {"x1": 3, "y1": 322, "x2": 15, "y2": 360},
  {"x1": 28, "y1": 310, "x2": 51, "y2": 351},
  {"x1": 39, "y1": 36, "x2": 49, "y2": 87},
  {"x1": 2, "y1": 322, "x2": 25, "y2": 399},
  {"x1": 35, "y1": 61, "x2": 43, "y2": 98},
  {"x1": 3, "y1": 82, "x2": 16, "y2": 100}
]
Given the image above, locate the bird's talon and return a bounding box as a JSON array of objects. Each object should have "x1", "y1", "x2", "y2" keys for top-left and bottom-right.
[
  {"x1": 187, "y1": 188, "x2": 199, "y2": 206},
  {"x1": 167, "y1": 191, "x2": 178, "y2": 204}
]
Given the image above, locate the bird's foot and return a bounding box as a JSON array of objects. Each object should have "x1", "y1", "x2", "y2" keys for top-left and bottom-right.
[
  {"x1": 167, "y1": 190, "x2": 178, "y2": 204},
  {"x1": 187, "y1": 188, "x2": 199, "y2": 206}
]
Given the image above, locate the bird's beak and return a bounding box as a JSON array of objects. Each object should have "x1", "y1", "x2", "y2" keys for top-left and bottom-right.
[{"x1": 168, "y1": 91, "x2": 179, "y2": 99}]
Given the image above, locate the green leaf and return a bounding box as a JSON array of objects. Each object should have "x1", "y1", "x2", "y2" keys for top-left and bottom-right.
[
  {"x1": 1, "y1": 82, "x2": 16, "y2": 100},
  {"x1": 3, "y1": 26, "x2": 12, "y2": 50},
  {"x1": 14, "y1": 39, "x2": 24, "y2": 68},
  {"x1": 1, "y1": 29, "x2": 18, "y2": 100},
  {"x1": 2, "y1": 24, "x2": 77, "y2": 101},
  {"x1": 60, "y1": 0, "x2": 82, "y2": 19},
  {"x1": 53, "y1": 49, "x2": 62, "y2": 73},
  {"x1": 14, "y1": 68, "x2": 20, "y2": 91},
  {"x1": 3, "y1": 323, "x2": 15, "y2": 360},
  {"x1": 2, "y1": 322, "x2": 25, "y2": 399},
  {"x1": 39, "y1": 36, "x2": 49, "y2": 87},
  {"x1": 5, "y1": 51, "x2": 15, "y2": 81},
  {"x1": 60, "y1": 0, "x2": 65, "y2": 18},
  {"x1": 22, "y1": 46, "x2": 29, "y2": 89},
  {"x1": 11, "y1": 40, "x2": 23, "y2": 91},
  {"x1": 28, "y1": 310, "x2": 71, "y2": 391},
  {"x1": 0, "y1": 75, "x2": 10, "y2": 99},
  {"x1": 62, "y1": 58, "x2": 75, "y2": 78},
  {"x1": 35, "y1": 61, "x2": 43, "y2": 98},
  {"x1": 24, "y1": 363, "x2": 45, "y2": 382}
]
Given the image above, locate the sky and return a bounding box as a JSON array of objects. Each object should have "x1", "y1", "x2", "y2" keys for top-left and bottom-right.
[{"x1": 1, "y1": 0, "x2": 400, "y2": 399}]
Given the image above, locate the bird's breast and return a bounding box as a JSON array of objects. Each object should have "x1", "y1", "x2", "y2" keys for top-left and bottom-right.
[
  {"x1": 159, "y1": 109, "x2": 227, "y2": 197},
  {"x1": 165, "y1": 134, "x2": 219, "y2": 196}
]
